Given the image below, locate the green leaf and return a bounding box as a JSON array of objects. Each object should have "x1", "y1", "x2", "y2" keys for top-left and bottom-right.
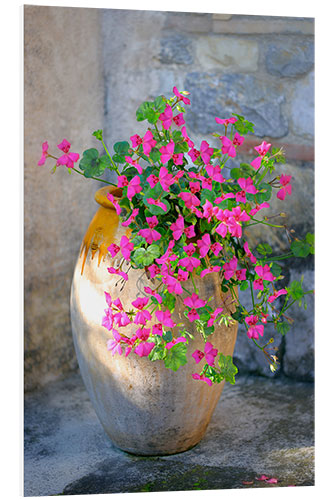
[
  {"x1": 240, "y1": 281, "x2": 249, "y2": 291},
  {"x1": 218, "y1": 354, "x2": 238, "y2": 384},
  {"x1": 256, "y1": 243, "x2": 272, "y2": 256},
  {"x1": 232, "y1": 114, "x2": 255, "y2": 135},
  {"x1": 287, "y1": 280, "x2": 304, "y2": 300},
  {"x1": 291, "y1": 240, "x2": 311, "y2": 258},
  {"x1": 149, "y1": 344, "x2": 167, "y2": 361},
  {"x1": 79, "y1": 148, "x2": 110, "y2": 178},
  {"x1": 113, "y1": 141, "x2": 130, "y2": 155},
  {"x1": 230, "y1": 163, "x2": 255, "y2": 180},
  {"x1": 131, "y1": 244, "x2": 161, "y2": 268},
  {"x1": 136, "y1": 101, "x2": 154, "y2": 122},
  {"x1": 154, "y1": 95, "x2": 166, "y2": 113},
  {"x1": 92, "y1": 129, "x2": 103, "y2": 141},
  {"x1": 276, "y1": 321, "x2": 290, "y2": 336},
  {"x1": 164, "y1": 343, "x2": 188, "y2": 372},
  {"x1": 162, "y1": 331, "x2": 173, "y2": 343},
  {"x1": 270, "y1": 262, "x2": 282, "y2": 277},
  {"x1": 162, "y1": 291, "x2": 176, "y2": 313}
]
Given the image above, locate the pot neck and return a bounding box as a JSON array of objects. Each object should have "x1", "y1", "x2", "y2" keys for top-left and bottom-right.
[{"x1": 94, "y1": 186, "x2": 122, "y2": 209}]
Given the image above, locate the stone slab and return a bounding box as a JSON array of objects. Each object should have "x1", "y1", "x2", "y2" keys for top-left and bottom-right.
[{"x1": 24, "y1": 372, "x2": 314, "y2": 496}]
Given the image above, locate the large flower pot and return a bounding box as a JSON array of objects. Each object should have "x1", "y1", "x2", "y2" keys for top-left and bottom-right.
[{"x1": 70, "y1": 186, "x2": 238, "y2": 455}]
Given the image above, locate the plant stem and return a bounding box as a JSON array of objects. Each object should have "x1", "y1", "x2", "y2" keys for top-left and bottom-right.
[
  {"x1": 71, "y1": 167, "x2": 117, "y2": 186},
  {"x1": 101, "y1": 139, "x2": 120, "y2": 174}
]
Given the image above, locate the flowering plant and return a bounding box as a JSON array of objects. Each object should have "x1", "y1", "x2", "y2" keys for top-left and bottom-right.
[{"x1": 39, "y1": 87, "x2": 314, "y2": 386}]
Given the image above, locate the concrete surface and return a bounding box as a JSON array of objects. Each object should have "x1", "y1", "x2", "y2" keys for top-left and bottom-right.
[{"x1": 24, "y1": 373, "x2": 314, "y2": 496}]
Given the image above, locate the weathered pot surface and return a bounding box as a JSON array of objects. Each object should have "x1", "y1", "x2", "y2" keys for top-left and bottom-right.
[{"x1": 70, "y1": 186, "x2": 238, "y2": 455}]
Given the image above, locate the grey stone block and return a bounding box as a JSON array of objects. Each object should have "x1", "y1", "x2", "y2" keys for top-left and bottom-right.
[
  {"x1": 265, "y1": 39, "x2": 314, "y2": 77},
  {"x1": 283, "y1": 269, "x2": 314, "y2": 381},
  {"x1": 184, "y1": 72, "x2": 288, "y2": 138},
  {"x1": 159, "y1": 34, "x2": 194, "y2": 65},
  {"x1": 291, "y1": 71, "x2": 314, "y2": 137}
]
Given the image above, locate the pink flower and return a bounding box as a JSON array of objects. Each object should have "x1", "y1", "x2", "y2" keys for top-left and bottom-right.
[
  {"x1": 56, "y1": 151, "x2": 80, "y2": 169},
  {"x1": 159, "y1": 166, "x2": 174, "y2": 190},
  {"x1": 205, "y1": 164, "x2": 225, "y2": 183},
  {"x1": 226, "y1": 206, "x2": 250, "y2": 238},
  {"x1": 107, "y1": 193, "x2": 122, "y2": 215},
  {"x1": 223, "y1": 256, "x2": 238, "y2": 280},
  {"x1": 146, "y1": 198, "x2": 168, "y2": 212},
  {"x1": 178, "y1": 244, "x2": 201, "y2": 272},
  {"x1": 245, "y1": 315, "x2": 264, "y2": 340},
  {"x1": 236, "y1": 177, "x2": 258, "y2": 203},
  {"x1": 188, "y1": 148, "x2": 201, "y2": 163},
  {"x1": 107, "y1": 267, "x2": 128, "y2": 281},
  {"x1": 113, "y1": 311, "x2": 131, "y2": 328},
  {"x1": 232, "y1": 132, "x2": 244, "y2": 147},
  {"x1": 159, "y1": 142, "x2": 183, "y2": 166},
  {"x1": 244, "y1": 241, "x2": 257, "y2": 264},
  {"x1": 184, "y1": 293, "x2": 206, "y2": 309},
  {"x1": 184, "y1": 225, "x2": 196, "y2": 239},
  {"x1": 178, "y1": 269, "x2": 189, "y2": 282},
  {"x1": 192, "y1": 349, "x2": 204, "y2": 363},
  {"x1": 200, "y1": 140, "x2": 214, "y2": 165},
  {"x1": 201, "y1": 178, "x2": 212, "y2": 190},
  {"x1": 249, "y1": 202, "x2": 270, "y2": 216},
  {"x1": 159, "y1": 104, "x2": 173, "y2": 130},
  {"x1": 207, "y1": 307, "x2": 224, "y2": 327},
  {"x1": 254, "y1": 141, "x2": 271, "y2": 156},
  {"x1": 197, "y1": 233, "x2": 211, "y2": 257},
  {"x1": 108, "y1": 243, "x2": 120, "y2": 257},
  {"x1": 165, "y1": 337, "x2": 187, "y2": 349},
  {"x1": 277, "y1": 175, "x2": 292, "y2": 200},
  {"x1": 122, "y1": 208, "x2": 139, "y2": 227},
  {"x1": 235, "y1": 268, "x2": 247, "y2": 281},
  {"x1": 267, "y1": 289, "x2": 287, "y2": 303},
  {"x1": 135, "y1": 327, "x2": 151, "y2": 341},
  {"x1": 214, "y1": 192, "x2": 235, "y2": 204},
  {"x1": 133, "y1": 309, "x2": 152, "y2": 326},
  {"x1": 127, "y1": 175, "x2": 142, "y2": 201},
  {"x1": 132, "y1": 296, "x2": 149, "y2": 310},
  {"x1": 142, "y1": 130, "x2": 157, "y2": 155},
  {"x1": 253, "y1": 264, "x2": 275, "y2": 290},
  {"x1": 173, "y1": 113, "x2": 185, "y2": 127},
  {"x1": 155, "y1": 309, "x2": 176, "y2": 328},
  {"x1": 130, "y1": 134, "x2": 142, "y2": 148},
  {"x1": 170, "y1": 215, "x2": 185, "y2": 240},
  {"x1": 120, "y1": 235, "x2": 134, "y2": 261},
  {"x1": 144, "y1": 286, "x2": 163, "y2": 304},
  {"x1": 179, "y1": 191, "x2": 200, "y2": 209},
  {"x1": 187, "y1": 308, "x2": 200, "y2": 322},
  {"x1": 117, "y1": 175, "x2": 129, "y2": 188},
  {"x1": 102, "y1": 308, "x2": 113, "y2": 331},
  {"x1": 134, "y1": 342, "x2": 155, "y2": 357},
  {"x1": 173, "y1": 86, "x2": 191, "y2": 105},
  {"x1": 155, "y1": 241, "x2": 177, "y2": 267},
  {"x1": 200, "y1": 266, "x2": 221, "y2": 278},
  {"x1": 215, "y1": 116, "x2": 237, "y2": 126},
  {"x1": 148, "y1": 263, "x2": 160, "y2": 278},
  {"x1": 204, "y1": 341, "x2": 218, "y2": 366},
  {"x1": 152, "y1": 323, "x2": 163, "y2": 336},
  {"x1": 181, "y1": 126, "x2": 194, "y2": 148},
  {"x1": 125, "y1": 156, "x2": 143, "y2": 174},
  {"x1": 210, "y1": 241, "x2": 223, "y2": 256},
  {"x1": 138, "y1": 216, "x2": 161, "y2": 244},
  {"x1": 57, "y1": 139, "x2": 71, "y2": 153},
  {"x1": 162, "y1": 274, "x2": 184, "y2": 295},
  {"x1": 251, "y1": 141, "x2": 271, "y2": 170},
  {"x1": 147, "y1": 174, "x2": 159, "y2": 189},
  {"x1": 191, "y1": 373, "x2": 212, "y2": 386},
  {"x1": 38, "y1": 141, "x2": 49, "y2": 165},
  {"x1": 220, "y1": 136, "x2": 236, "y2": 158}
]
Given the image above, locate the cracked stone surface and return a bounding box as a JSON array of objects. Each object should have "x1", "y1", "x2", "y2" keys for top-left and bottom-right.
[{"x1": 24, "y1": 372, "x2": 314, "y2": 496}]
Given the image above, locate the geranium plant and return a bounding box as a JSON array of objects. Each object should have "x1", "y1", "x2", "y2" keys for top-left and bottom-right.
[{"x1": 38, "y1": 87, "x2": 314, "y2": 386}]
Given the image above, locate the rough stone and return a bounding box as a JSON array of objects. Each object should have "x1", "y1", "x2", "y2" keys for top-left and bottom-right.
[
  {"x1": 184, "y1": 72, "x2": 288, "y2": 138},
  {"x1": 283, "y1": 269, "x2": 314, "y2": 381},
  {"x1": 195, "y1": 36, "x2": 258, "y2": 72},
  {"x1": 212, "y1": 15, "x2": 314, "y2": 35},
  {"x1": 159, "y1": 34, "x2": 194, "y2": 65},
  {"x1": 291, "y1": 71, "x2": 314, "y2": 137},
  {"x1": 24, "y1": 373, "x2": 314, "y2": 496},
  {"x1": 265, "y1": 39, "x2": 314, "y2": 77}
]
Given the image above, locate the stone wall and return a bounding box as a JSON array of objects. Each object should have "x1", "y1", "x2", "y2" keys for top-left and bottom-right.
[
  {"x1": 24, "y1": 7, "x2": 314, "y2": 391},
  {"x1": 24, "y1": 5, "x2": 105, "y2": 391}
]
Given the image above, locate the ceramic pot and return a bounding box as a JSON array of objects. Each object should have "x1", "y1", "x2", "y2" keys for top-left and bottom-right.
[{"x1": 70, "y1": 186, "x2": 238, "y2": 455}]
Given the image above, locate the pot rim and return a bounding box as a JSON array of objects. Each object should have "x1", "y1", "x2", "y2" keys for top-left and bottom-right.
[{"x1": 94, "y1": 186, "x2": 122, "y2": 209}]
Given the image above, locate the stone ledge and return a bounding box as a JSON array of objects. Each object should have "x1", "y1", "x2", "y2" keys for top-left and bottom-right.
[{"x1": 24, "y1": 372, "x2": 314, "y2": 496}]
